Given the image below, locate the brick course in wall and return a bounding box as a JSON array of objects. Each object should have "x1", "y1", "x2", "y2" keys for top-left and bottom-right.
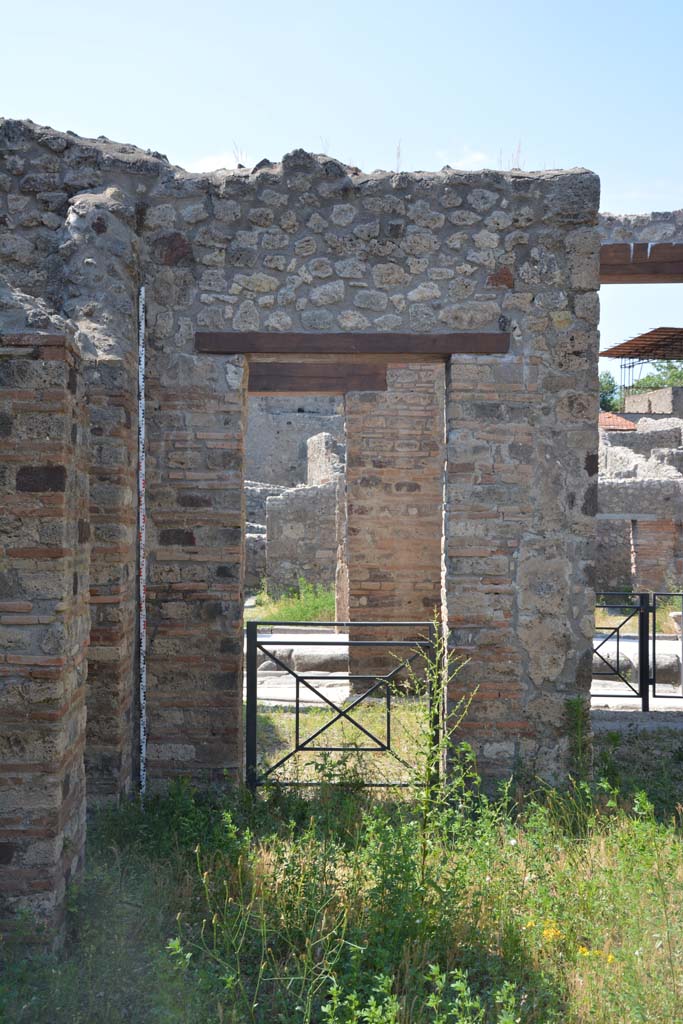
[
  {"x1": 345, "y1": 362, "x2": 446, "y2": 682},
  {"x1": 631, "y1": 519, "x2": 683, "y2": 593},
  {"x1": 0, "y1": 327, "x2": 89, "y2": 940},
  {"x1": 84, "y1": 356, "x2": 138, "y2": 803},
  {"x1": 144, "y1": 353, "x2": 247, "y2": 787}
]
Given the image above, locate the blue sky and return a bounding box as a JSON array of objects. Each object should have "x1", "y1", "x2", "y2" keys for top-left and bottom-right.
[{"x1": 5, "y1": 0, "x2": 682, "y2": 372}]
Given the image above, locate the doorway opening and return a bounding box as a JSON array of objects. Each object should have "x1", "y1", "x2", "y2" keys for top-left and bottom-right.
[{"x1": 241, "y1": 359, "x2": 448, "y2": 785}]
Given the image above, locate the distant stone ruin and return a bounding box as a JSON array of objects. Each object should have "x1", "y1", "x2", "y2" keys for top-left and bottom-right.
[
  {"x1": 598, "y1": 389, "x2": 683, "y2": 593},
  {"x1": 245, "y1": 426, "x2": 346, "y2": 599},
  {"x1": 244, "y1": 396, "x2": 345, "y2": 596}
]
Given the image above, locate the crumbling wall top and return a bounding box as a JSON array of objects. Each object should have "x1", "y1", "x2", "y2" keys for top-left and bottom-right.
[{"x1": 599, "y1": 209, "x2": 683, "y2": 244}]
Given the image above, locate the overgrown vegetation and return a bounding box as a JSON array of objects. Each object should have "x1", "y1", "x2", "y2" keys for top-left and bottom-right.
[
  {"x1": 598, "y1": 370, "x2": 619, "y2": 412},
  {"x1": 256, "y1": 698, "x2": 427, "y2": 785},
  {"x1": 4, "y1": 640, "x2": 683, "y2": 1023},
  {"x1": 245, "y1": 578, "x2": 336, "y2": 622},
  {"x1": 630, "y1": 359, "x2": 683, "y2": 394}
]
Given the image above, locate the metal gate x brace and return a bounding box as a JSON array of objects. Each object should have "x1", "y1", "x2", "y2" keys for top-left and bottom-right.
[{"x1": 245, "y1": 620, "x2": 439, "y2": 789}]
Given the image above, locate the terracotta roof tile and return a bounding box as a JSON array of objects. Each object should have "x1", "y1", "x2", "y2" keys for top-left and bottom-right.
[{"x1": 599, "y1": 411, "x2": 637, "y2": 431}]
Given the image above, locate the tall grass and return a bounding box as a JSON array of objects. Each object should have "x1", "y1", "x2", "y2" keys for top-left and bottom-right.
[
  {"x1": 3, "y1": 642, "x2": 683, "y2": 1023},
  {"x1": 4, "y1": 774, "x2": 683, "y2": 1024},
  {"x1": 245, "y1": 578, "x2": 336, "y2": 622}
]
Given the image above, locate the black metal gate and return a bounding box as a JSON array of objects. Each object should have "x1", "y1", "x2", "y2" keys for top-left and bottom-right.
[
  {"x1": 593, "y1": 592, "x2": 683, "y2": 710},
  {"x1": 245, "y1": 620, "x2": 439, "y2": 789}
]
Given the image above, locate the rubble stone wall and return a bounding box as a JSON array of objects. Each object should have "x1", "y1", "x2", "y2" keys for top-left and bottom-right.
[
  {"x1": 446, "y1": 176, "x2": 600, "y2": 781},
  {"x1": 598, "y1": 413, "x2": 683, "y2": 593},
  {"x1": 307, "y1": 431, "x2": 345, "y2": 485},
  {"x1": 599, "y1": 210, "x2": 683, "y2": 244},
  {"x1": 595, "y1": 518, "x2": 633, "y2": 592},
  {"x1": 1, "y1": 117, "x2": 603, "y2": 932},
  {"x1": 266, "y1": 482, "x2": 338, "y2": 598},
  {"x1": 246, "y1": 395, "x2": 343, "y2": 485},
  {"x1": 244, "y1": 481, "x2": 284, "y2": 592}
]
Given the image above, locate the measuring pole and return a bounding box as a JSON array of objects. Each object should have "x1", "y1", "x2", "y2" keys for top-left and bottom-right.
[{"x1": 137, "y1": 286, "x2": 148, "y2": 795}]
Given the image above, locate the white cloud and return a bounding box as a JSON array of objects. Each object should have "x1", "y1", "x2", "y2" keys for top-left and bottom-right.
[
  {"x1": 436, "y1": 146, "x2": 495, "y2": 171},
  {"x1": 184, "y1": 150, "x2": 250, "y2": 173}
]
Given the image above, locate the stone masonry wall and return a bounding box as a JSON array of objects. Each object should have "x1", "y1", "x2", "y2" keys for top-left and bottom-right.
[
  {"x1": 0, "y1": 304, "x2": 89, "y2": 939},
  {"x1": 598, "y1": 418, "x2": 683, "y2": 594},
  {"x1": 60, "y1": 184, "x2": 141, "y2": 805},
  {"x1": 307, "y1": 431, "x2": 345, "y2": 485},
  {"x1": 595, "y1": 518, "x2": 633, "y2": 592},
  {"x1": 82, "y1": 356, "x2": 138, "y2": 803},
  {"x1": 1, "y1": 119, "x2": 603, "y2": 931},
  {"x1": 625, "y1": 388, "x2": 683, "y2": 417},
  {"x1": 266, "y1": 482, "x2": 338, "y2": 598},
  {"x1": 599, "y1": 210, "x2": 683, "y2": 244},
  {"x1": 445, "y1": 174, "x2": 600, "y2": 781},
  {"x1": 630, "y1": 518, "x2": 683, "y2": 593},
  {"x1": 144, "y1": 352, "x2": 247, "y2": 787},
  {"x1": 244, "y1": 481, "x2": 284, "y2": 593},
  {"x1": 246, "y1": 395, "x2": 343, "y2": 485}
]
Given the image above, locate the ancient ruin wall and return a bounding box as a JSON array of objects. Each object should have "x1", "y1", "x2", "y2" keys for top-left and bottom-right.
[
  {"x1": 598, "y1": 416, "x2": 683, "y2": 593},
  {"x1": 0, "y1": 293, "x2": 89, "y2": 938},
  {"x1": 266, "y1": 482, "x2": 338, "y2": 598},
  {"x1": 599, "y1": 210, "x2": 683, "y2": 244},
  {"x1": 0, "y1": 122, "x2": 147, "y2": 805},
  {"x1": 246, "y1": 395, "x2": 343, "y2": 485},
  {"x1": 445, "y1": 174, "x2": 600, "y2": 780},
  {"x1": 1, "y1": 118, "x2": 602, "y2": 932},
  {"x1": 345, "y1": 361, "x2": 446, "y2": 643}
]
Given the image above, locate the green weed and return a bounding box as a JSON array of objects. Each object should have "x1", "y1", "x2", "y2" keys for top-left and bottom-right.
[
  {"x1": 245, "y1": 578, "x2": 336, "y2": 622},
  {"x1": 4, "y1": 636, "x2": 683, "y2": 1023}
]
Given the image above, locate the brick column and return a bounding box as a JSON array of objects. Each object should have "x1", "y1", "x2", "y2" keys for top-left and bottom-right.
[
  {"x1": 445, "y1": 349, "x2": 597, "y2": 782},
  {"x1": 0, "y1": 332, "x2": 89, "y2": 941},
  {"x1": 345, "y1": 362, "x2": 446, "y2": 680},
  {"x1": 144, "y1": 353, "x2": 247, "y2": 787},
  {"x1": 631, "y1": 519, "x2": 678, "y2": 593},
  {"x1": 84, "y1": 356, "x2": 138, "y2": 802}
]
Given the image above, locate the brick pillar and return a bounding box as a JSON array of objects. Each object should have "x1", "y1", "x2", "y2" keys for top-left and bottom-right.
[
  {"x1": 0, "y1": 332, "x2": 89, "y2": 941},
  {"x1": 335, "y1": 473, "x2": 350, "y2": 623},
  {"x1": 345, "y1": 362, "x2": 446, "y2": 679},
  {"x1": 84, "y1": 356, "x2": 138, "y2": 802},
  {"x1": 445, "y1": 352, "x2": 597, "y2": 783},
  {"x1": 144, "y1": 353, "x2": 247, "y2": 787},
  {"x1": 631, "y1": 519, "x2": 677, "y2": 593}
]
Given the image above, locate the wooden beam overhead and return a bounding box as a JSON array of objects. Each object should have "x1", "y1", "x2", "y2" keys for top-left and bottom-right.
[
  {"x1": 248, "y1": 361, "x2": 388, "y2": 394},
  {"x1": 600, "y1": 243, "x2": 683, "y2": 284},
  {"x1": 195, "y1": 331, "x2": 510, "y2": 356}
]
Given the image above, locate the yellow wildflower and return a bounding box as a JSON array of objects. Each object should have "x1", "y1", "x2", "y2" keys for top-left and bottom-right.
[
  {"x1": 523, "y1": 919, "x2": 536, "y2": 930},
  {"x1": 578, "y1": 945, "x2": 590, "y2": 956},
  {"x1": 542, "y1": 925, "x2": 562, "y2": 942}
]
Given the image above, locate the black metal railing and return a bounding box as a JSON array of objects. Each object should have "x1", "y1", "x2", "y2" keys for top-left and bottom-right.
[
  {"x1": 245, "y1": 620, "x2": 439, "y2": 789},
  {"x1": 593, "y1": 592, "x2": 683, "y2": 710}
]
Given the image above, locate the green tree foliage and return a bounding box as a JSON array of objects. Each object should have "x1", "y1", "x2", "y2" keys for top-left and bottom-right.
[
  {"x1": 599, "y1": 370, "x2": 619, "y2": 411},
  {"x1": 631, "y1": 360, "x2": 683, "y2": 393}
]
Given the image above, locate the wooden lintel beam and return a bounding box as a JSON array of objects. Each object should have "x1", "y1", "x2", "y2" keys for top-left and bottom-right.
[
  {"x1": 195, "y1": 331, "x2": 510, "y2": 356},
  {"x1": 248, "y1": 361, "x2": 388, "y2": 394},
  {"x1": 600, "y1": 243, "x2": 683, "y2": 284}
]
